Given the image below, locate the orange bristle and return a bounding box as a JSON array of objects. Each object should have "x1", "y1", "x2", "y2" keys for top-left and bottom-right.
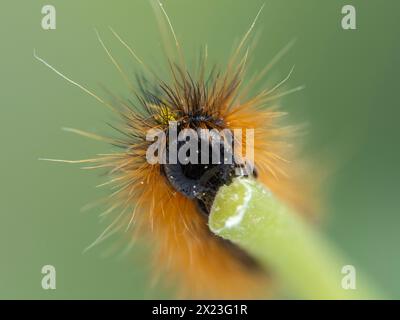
[{"x1": 36, "y1": 2, "x2": 319, "y2": 299}]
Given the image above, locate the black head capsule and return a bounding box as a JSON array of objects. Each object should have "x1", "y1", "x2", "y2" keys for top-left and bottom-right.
[{"x1": 161, "y1": 124, "x2": 256, "y2": 215}]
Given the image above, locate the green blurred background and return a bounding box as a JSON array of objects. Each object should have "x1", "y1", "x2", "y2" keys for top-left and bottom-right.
[{"x1": 1, "y1": 0, "x2": 399, "y2": 299}]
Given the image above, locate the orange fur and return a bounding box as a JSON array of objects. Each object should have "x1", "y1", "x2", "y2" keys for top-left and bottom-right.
[
  {"x1": 37, "y1": 4, "x2": 318, "y2": 298},
  {"x1": 137, "y1": 170, "x2": 268, "y2": 298},
  {"x1": 82, "y1": 81, "x2": 317, "y2": 298}
]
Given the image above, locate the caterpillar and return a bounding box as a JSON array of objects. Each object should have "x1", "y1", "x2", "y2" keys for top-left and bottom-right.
[{"x1": 36, "y1": 1, "x2": 316, "y2": 299}]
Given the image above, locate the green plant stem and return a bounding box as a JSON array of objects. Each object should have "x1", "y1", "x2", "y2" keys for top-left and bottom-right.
[{"x1": 209, "y1": 177, "x2": 378, "y2": 299}]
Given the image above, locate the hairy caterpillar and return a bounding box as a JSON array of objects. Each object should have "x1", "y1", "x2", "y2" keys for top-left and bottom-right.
[{"x1": 36, "y1": 1, "x2": 316, "y2": 299}]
